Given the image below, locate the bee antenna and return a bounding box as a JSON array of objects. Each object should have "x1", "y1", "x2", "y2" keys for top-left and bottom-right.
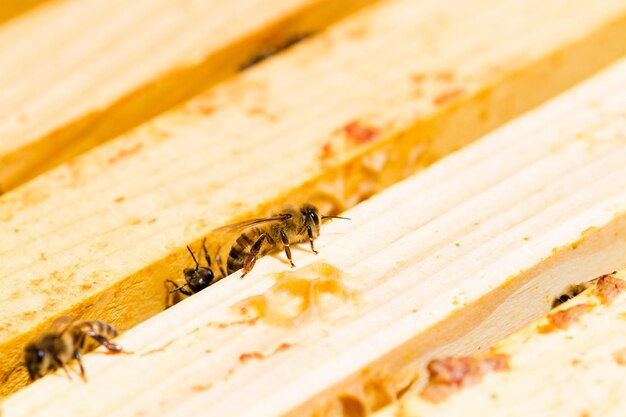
[
  {"x1": 321, "y1": 215, "x2": 351, "y2": 221},
  {"x1": 186, "y1": 245, "x2": 199, "y2": 271},
  {"x1": 202, "y1": 237, "x2": 211, "y2": 267},
  {"x1": 169, "y1": 283, "x2": 188, "y2": 294}
]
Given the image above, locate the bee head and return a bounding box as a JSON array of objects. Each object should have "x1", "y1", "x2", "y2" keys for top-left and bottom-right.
[
  {"x1": 179, "y1": 242, "x2": 215, "y2": 293},
  {"x1": 24, "y1": 343, "x2": 49, "y2": 381},
  {"x1": 183, "y1": 266, "x2": 214, "y2": 292},
  {"x1": 300, "y1": 203, "x2": 321, "y2": 238}
]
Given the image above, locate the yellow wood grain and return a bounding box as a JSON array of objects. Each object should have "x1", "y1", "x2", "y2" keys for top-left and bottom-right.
[
  {"x1": 0, "y1": 0, "x2": 49, "y2": 24},
  {"x1": 0, "y1": 0, "x2": 375, "y2": 192},
  {"x1": 3, "y1": 52, "x2": 626, "y2": 417},
  {"x1": 1, "y1": 0, "x2": 626, "y2": 397}
]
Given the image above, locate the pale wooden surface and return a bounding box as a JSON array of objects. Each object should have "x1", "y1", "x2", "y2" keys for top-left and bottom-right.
[
  {"x1": 388, "y1": 270, "x2": 626, "y2": 417},
  {"x1": 3, "y1": 53, "x2": 626, "y2": 417},
  {"x1": 2, "y1": 0, "x2": 626, "y2": 396},
  {"x1": 0, "y1": 0, "x2": 374, "y2": 192}
]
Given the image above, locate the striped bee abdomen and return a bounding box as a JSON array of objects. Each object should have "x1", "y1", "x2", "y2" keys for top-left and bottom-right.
[
  {"x1": 227, "y1": 227, "x2": 275, "y2": 275},
  {"x1": 73, "y1": 320, "x2": 119, "y2": 353}
]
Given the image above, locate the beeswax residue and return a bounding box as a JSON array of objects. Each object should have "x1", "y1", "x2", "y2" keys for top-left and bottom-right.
[
  {"x1": 234, "y1": 262, "x2": 357, "y2": 326},
  {"x1": 594, "y1": 272, "x2": 625, "y2": 304},
  {"x1": 421, "y1": 354, "x2": 509, "y2": 403},
  {"x1": 540, "y1": 304, "x2": 593, "y2": 333}
]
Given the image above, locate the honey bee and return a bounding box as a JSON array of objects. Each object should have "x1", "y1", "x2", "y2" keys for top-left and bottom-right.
[
  {"x1": 24, "y1": 316, "x2": 123, "y2": 381},
  {"x1": 216, "y1": 203, "x2": 349, "y2": 278},
  {"x1": 552, "y1": 278, "x2": 598, "y2": 307},
  {"x1": 552, "y1": 271, "x2": 618, "y2": 307},
  {"x1": 168, "y1": 239, "x2": 226, "y2": 296}
]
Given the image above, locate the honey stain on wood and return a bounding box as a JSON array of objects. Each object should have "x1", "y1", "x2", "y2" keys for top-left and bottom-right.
[
  {"x1": 238, "y1": 343, "x2": 294, "y2": 364},
  {"x1": 107, "y1": 143, "x2": 144, "y2": 165},
  {"x1": 538, "y1": 303, "x2": 593, "y2": 333},
  {"x1": 239, "y1": 352, "x2": 264, "y2": 363},
  {"x1": 233, "y1": 262, "x2": 357, "y2": 326}
]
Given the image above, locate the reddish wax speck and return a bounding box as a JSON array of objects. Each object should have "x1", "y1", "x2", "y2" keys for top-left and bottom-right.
[{"x1": 343, "y1": 121, "x2": 379, "y2": 144}]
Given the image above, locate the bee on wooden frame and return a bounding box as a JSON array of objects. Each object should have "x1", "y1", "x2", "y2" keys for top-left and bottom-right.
[
  {"x1": 217, "y1": 203, "x2": 349, "y2": 278},
  {"x1": 168, "y1": 238, "x2": 226, "y2": 296},
  {"x1": 551, "y1": 271, "x2": 617, "y2": 307},
  {"x1": 24, "y1": 316, "x2": 123, "y2": 381},
  {"x1": 552, "y1": 282, "x2": 593, "y2": 307}
]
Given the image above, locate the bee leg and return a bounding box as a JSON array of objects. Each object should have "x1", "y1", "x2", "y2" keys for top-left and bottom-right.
[
  {"x1": 85, "y1": 331, "x2": 123, "y2": 352},
  {"x1": 52, "y1": 355, "x2": 72, "y2": 380},
  {"x1": 61, "y1": 365, "x2": 73, "y2": 380},
  {"x1": 177, "y1": 287, "x2": 194, "y2": 296},
  {"x1": 280, "y1": 229, "x2": 295, "y2": 267},
  {"x1": 166, "y1": 280, "x2": 194, "y2": 296},
  {"x1": 306, "y1": 225, "x2": 318, "y2": 254},
  {"x1": 73, "y1": 350, "x2": 87, "y2": 382},
  {"x1": 216, "y1": 253, "x2": 227, "y2": 278},
  {"x1": 241, "y1": 233, "x2": 267, "y2": 278}
]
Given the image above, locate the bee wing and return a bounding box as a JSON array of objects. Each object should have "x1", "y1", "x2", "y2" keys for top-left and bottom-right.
[
  {"x1": 46, "y1": 315, "x2": 76, "y2": 334},
  {"x1": 213, "y1": 215, "x2": 287, "y2": 233}
]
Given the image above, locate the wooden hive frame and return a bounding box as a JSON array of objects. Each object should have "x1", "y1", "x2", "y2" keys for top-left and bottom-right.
[
  {"x1": 0, "y1": 0, "x2": 376, "y2": 192},
  {"x1": 382, "y1": 269, "x2": 626, "y2": 417},
  {"x1": 0, "y1": 0, "x2": 626, "y2": 415},
  {"x1": 3, "y1": 48, "x2": 626, "y2": 417}
]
